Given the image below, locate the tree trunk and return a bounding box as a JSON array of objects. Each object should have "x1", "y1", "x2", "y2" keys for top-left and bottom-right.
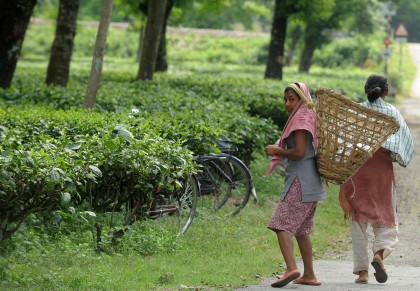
[
  {"x1": 264, "y1": 0, "x2": 287, "y2": 80},
  {"x1": 155, "y1": 0, "x2": 174, "y2": 72},
  {"x1": 137, "y1": 25, "x2": 144, "y2": 62},
  {"x1": 83, "y1": 0, "x2": 113, "y2": 109},
  {"x1": 285, "y1": 25, "x2": 302, "y2": 66},
  {"x1": 138, "y1": 0, "x2": 173, "y2": 73},
  {"x1": 298, "y1": 24, "x2": 321, "y2": 73},
  {"x1": 154, "y1": 14, "x2": 168, "y2": 72},
  {"x1": 298, "y1": 43, "x2": 315, "y2": 72},
  {"x1": 45, "y1": 0, "x2": 80, "y2": 87},
  {"x1": 0, "y1": 0, "x2": 37, "y2": 89},
  {"x1": 0, "y1": 210, "x2": 24, "y2": 241},
  {"x1": 137, "y1": 0, "x2": 167, "y2": 80}
]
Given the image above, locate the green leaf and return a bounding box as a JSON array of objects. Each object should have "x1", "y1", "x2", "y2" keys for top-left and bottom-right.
[
  {"x1": 84, "y1": 211, "x2": 96, "y2": 217},
  {"x1": 50, "y1": 168, "x2": 65, "y2": 182},
  {"x1": 66, "y1": 143, "x2": 82, "y2": 150},
  {"x1": 61, "y1": 192, "x2": 71, "y2": 206},
  {"x1": 88, "y1": 165, "x2": 101, "y2": 177}
]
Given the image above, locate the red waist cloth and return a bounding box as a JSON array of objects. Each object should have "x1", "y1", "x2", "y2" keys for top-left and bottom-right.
[{"x1": 339, "y1": 147, "x2": 396, "y2": 226}]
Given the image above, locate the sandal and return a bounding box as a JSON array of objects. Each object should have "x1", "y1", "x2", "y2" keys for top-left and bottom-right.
[
  {"x1": 371, "y1": 259, "x2": 388, "y2": 283},
  {"x1": 271, "y1": 270, "x2": 301, "y2": 288}
]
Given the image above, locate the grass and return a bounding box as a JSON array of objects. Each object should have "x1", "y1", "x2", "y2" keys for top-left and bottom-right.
[{"x1": 391, "y1": 43, "x2": 418, "y2": 102}]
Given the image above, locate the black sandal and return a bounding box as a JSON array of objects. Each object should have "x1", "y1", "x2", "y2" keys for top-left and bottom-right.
[{"x1": 371, "y1": 260, "x2": 388, "y2": 283}]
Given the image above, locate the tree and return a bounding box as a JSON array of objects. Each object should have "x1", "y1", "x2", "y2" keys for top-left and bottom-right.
[
  {"x1": 45, "y1": 0, "x2": 80, "y2": 87},
  {"x1": 154, "y1": 1, "x2": 174, "y2": 72},
  {"x1": 117, "y1": 0, "x2": 272, "y2": 73},
  {"x1": 171, "y1": 0, "x2": 273, "y2": 31},
  {"x1": 264, "y1": 0, "x2": 289, "y2": 80},
  {"x1": 137, "y1": 0, "x2": 167, "y2": 80},
  {"x1": 285, "y1": 22, "x2": 303, "y2": 66},
  {"x1": 298, "y1": 22, "x2": 328, "y2": 72},
  {"x1": 168, "y1": 0, "x2": 273, "y2": 74},
  {"x1": 264, "y1": 0, "x2": 335, "y2": 79},
  {"x1": 116, "y1": 0, "x2": 173, "y2": 73},
  {"x1": 138, "y1": 0, "x2": 175, "y2": 72},
  {"x1": 391, "y1": 0, "x2": 420, "y2": 42},
  {"x1": 0, "y1": 0, "x2": 37, "y2": 89},
  {"x1": 298, "y1": 0, "x2": 382, "y2": 72},
  {"x1": 83, "y1": 0, "x2": 113, "y2": 109}
]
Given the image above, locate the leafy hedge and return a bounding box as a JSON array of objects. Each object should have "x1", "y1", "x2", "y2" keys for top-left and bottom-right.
[
  {"x1": 0, "y1": 71, "x2": 283, "y2": 240},
  {"x1": 0, "y1": 106, "x2": 207, "y2": 239},
  {"x1": 1, "y1": 71, "x2": 282, "y2": 162}
]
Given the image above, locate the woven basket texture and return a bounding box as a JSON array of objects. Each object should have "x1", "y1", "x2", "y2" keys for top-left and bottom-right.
[{"x1": 315, "y1": 88, "x2": 400, "y2": 184}]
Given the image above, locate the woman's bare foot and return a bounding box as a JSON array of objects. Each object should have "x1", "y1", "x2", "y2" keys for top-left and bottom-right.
[{"x1": 355, "y1": 270, "x2": 368, "y2": 284}]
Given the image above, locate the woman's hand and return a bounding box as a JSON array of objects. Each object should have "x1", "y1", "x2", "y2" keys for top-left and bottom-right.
[
  {"x1": 265, "y1": 130, "x2": 307, "y2": 160},
  {"x1": 265, "y1": 145, "x2": 279, "y2": 156}
]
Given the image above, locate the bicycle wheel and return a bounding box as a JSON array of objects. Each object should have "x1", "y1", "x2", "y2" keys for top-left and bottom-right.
[
  {"x1": 127, "y1": 175, "x2": 199, "y2": 236},
  {"x1": 197, "y1": 153, "x2": 253, "y2": 216},
  {"x1": 162, "y1": 175, "x2": 199, "y2": 236},
  {"x1": 216, "y1": 153, "x2": 253, "y2": 215},
  {"x1": 195, "y1": 157, "x2": 231, "y2": 213}
]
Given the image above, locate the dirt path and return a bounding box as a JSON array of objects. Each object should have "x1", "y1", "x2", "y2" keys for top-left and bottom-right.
[{"x1": 238, "y1": 43, "x2": 420, "y2": 290}]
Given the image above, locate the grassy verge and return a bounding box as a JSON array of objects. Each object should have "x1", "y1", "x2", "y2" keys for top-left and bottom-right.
[{"x1": 392, "y1": 43, "x2": 418, "y2": 100}]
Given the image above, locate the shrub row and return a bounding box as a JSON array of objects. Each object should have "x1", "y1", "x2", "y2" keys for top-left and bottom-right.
[
  {"x1": 0, "y1": 71, "x2": 282, "y2": 240},
  {"x1": 0, "y1": 106, "x2": 212, "y2": 239},
  {"x1": 1, "y1": 71, "x2": 282, "y2": 163}
]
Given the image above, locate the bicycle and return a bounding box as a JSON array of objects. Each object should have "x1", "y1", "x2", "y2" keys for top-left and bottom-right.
[
  {"x1": 125, "y1": 174, "x2": 200, "y2": 236},
  {"x1": 109, "y1": 122, "x2": 200, "y2": 237},
  {"x1": 194, "y1": 138, "x2": 257, "y2": 216},
  {"x1": 124, "y1": 150, "x2": 255, "y2": 236},
  {"x1": 116, "y1": 120, "x2": 255, "y2": 234}
]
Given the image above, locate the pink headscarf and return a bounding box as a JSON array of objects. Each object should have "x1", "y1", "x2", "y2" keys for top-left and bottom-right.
[{"x1": 264, "y1": 82, "x2": 318, "y2": 176}]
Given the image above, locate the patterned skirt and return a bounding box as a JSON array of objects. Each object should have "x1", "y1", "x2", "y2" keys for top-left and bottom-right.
[{"x1": 267, "y1": 177, "x2": 317, "y2": 236}]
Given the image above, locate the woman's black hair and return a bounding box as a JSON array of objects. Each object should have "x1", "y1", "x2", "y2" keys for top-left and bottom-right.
[{"x1": 364, "y1": 74, "x2": 388, "y2": 102}]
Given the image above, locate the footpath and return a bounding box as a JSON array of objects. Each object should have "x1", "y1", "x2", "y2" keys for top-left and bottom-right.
[{"x1": 237, "y1": 43, "x2": 420, "y2": 291}]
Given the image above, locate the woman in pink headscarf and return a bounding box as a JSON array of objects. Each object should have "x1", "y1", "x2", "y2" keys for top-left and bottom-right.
[{"x1": 265, "y1": 83, "x2": 326, "y2": 288}]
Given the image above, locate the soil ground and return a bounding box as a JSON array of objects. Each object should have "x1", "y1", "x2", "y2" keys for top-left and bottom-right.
[{"x1": 238, "y1": 43, "x2": 420, "y2": 291}]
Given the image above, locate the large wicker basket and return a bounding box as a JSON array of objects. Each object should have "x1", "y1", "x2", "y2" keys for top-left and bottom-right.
[{"x1": 315, "y1": 88, "x2": 400, "y2": 184}]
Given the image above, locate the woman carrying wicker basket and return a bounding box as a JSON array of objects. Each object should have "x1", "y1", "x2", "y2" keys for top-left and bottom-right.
[
  {"x1": 264, "y1": 82, "x2": 326, "y2": 287},
  {"x1": 339, "y1": 74, "x2": 414, "y2": 284}
]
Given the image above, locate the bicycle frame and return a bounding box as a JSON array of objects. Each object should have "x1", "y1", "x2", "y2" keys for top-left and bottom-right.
[{"x1": 195, "y1": 155, "x2": 234, "y2": 194}]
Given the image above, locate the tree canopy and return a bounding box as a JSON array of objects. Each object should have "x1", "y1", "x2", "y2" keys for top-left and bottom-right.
[{"x1": 391, "y1": 0, "x2": 420, "y2": 42}]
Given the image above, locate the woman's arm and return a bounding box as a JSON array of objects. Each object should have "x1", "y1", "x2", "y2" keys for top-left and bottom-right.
[{"x1": 265, "y1": 130, "x2": 307, "y2": 160}]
